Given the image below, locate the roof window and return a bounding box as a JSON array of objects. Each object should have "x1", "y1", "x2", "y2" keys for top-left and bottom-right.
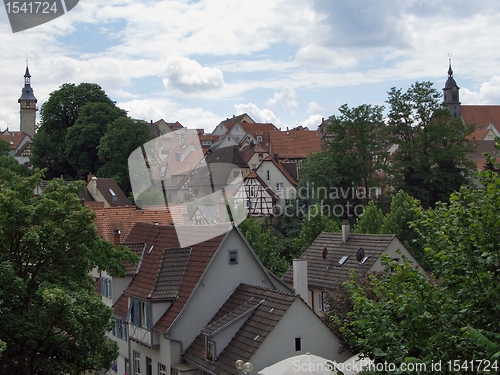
[{"x1": 338, "y1": 255, "x2": 349, "y2": 267}]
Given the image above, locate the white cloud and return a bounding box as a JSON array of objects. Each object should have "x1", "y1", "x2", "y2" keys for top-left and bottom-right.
[
  {"x1": 162, "y1": 56, "x2": 224, "y2": 94},
  {"x1": 295, "y1": 45, "x2": 357, "y2": 68},
  {"x1": 307, "y1": 101, "x2": 325, "y2": 115},
  {"x1": 461, "y1": 76, "x2": 500, "y2": 105},
  {"x1": 265, "y1": 85, "x2": 298, "y2": 114},
  {"x1": 298, "y1": 114, "x2": 324, "y2": 130},
  {"x1": 233, "y1": 103, "x2": 278, "y2": 124}
]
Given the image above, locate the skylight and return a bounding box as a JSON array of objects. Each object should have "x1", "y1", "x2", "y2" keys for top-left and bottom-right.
[
  {"x1": 108, "y1": 188, "x2": 116, "y2": 197},
  {"x1": 361, "y1": 256, "x2": 370, "y2": 265},
  {"x1": 338, "y1": 255, "x2": 349, "y2": 267}
]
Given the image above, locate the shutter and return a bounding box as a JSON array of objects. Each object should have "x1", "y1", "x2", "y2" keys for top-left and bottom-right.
[
  {"x1": 125, "y1": 300, "x2": 133, "y2": 324},
  {"x1": 107, "y1": 279, "x2": 112, "y2": 299},
  {"x1": 145, "y1": 303, "x2": 152, "y2": 330},
  {"x1": 133, "y1": 300, "x2": 141, "y2": 326},
  {"x1": 318, "y1": 293, "x2": 323, "y2": 312},
  {"x1": 123, "y1": 320, "x2": 128, "y2": 341},
  {"x1": 101, "y1": 278, "x2": 106, "y2": 296},
  {"x1": 115, "y1": 318, "x2": 121, "y2": 338}
]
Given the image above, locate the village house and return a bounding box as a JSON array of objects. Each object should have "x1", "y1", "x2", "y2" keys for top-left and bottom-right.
[
  {"x1": 100, "y1": 222, "x2": 351, "y2": 375},
  {"x1": 281, "y1": 221, "x2": 422, "y2": 316}
]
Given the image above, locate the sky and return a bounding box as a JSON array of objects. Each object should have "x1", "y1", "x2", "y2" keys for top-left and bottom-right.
[{"x1": 2, "y1": 0, "x2": 500, "y2": 133}]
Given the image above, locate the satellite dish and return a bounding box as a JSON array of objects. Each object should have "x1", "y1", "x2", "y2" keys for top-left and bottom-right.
[
  {"x1": 322, "y1": 247, "x2": 328, "y2": 260},
  {"x1": 356, "y1": 248, "x2": 365, "y2": 262}
]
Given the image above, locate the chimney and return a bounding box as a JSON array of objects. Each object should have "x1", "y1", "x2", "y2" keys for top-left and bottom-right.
[
  {"x1": 273, "y1": 153, "x2": 279, "y2": 163},
  {"x1": 113, "y1": 228, "x2": 121, "y2": 249},
  {"x1": 342, "y1": 220, "x2": 350, "y2": 243},
  {"x1": 89, "y1": 176, "x2": 98, "y2": 198},
  {"x1": 293, "y1": 259, "x2": 308, "y2": 305},
  {"x1": 87, "y1": 173, "x2": 94, "y2": 183}
]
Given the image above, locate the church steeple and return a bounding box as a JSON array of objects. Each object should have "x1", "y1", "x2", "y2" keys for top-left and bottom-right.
[
  {"x1": 18, "y1": 62, "x2": 37, "y2": 137},
  {"x1": 443, "y1": 57, "x2": 461, "y2": 119}
]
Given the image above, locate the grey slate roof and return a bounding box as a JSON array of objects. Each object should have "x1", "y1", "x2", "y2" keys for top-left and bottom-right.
[
  {"x1": 281, "y1": 232, "x2": 397, "y2": 290},
  {"x1": 182, "y1": 283, "x2": 296, "y2": 375}
]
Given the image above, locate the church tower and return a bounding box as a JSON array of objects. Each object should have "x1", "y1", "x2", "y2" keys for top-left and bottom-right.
[
  {"x1": 18, "y1": 64, "x2": 37, "y2": 137},
  {"x1": 443, "y1": 59, "x2": 461, "y2": 119}
]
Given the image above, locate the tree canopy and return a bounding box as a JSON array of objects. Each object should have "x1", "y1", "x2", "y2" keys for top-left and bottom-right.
[
  {"x1": 384, "y1": 81, "x2": 476, "y2": 208},
  {"x1": 31, "y1": 83, "x2": 124, "y2": 179},
  {"x1": 0, "y1": 170, "x2": 138, "y2": 374},
  {"x1": 333, "y1": 168, "x2": 500, "y2": 374},
  {"x1": 97, "y1": 117, "x2": 154, "y2": 196}
]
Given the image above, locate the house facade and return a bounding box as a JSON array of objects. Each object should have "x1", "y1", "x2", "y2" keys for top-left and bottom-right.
[
  {"x1": 101, "y1": 222, "x2": 350, "y2": 375},
  {"x1": 255, "y1": 156, "x2": 297, "y2": 211},
  {"x1": 281, "y1": 221, "x2": 422, "y2": 316}
]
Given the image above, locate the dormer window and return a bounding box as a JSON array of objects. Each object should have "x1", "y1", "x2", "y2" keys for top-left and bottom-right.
[{"x1": 257, "y1": 136, "x2": 263, "y2": 142}]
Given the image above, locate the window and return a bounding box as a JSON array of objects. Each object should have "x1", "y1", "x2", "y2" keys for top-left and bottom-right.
[
  {"x1": 235, "y1": 137, "x2": 240, "y2": 142},
  {"x1": 227, "y1": 136, "x2": 231, "y2": 141},
  {"x1": 361, "y1": 256, "x2": 370, "y2": 265},
  {"x1": 251, "y1": 164, "x2": 256, "y2": 170},
  {"x1": 257, "y1": 135, "x2": 263, "y2": 142},
  {"x1": 295, "y1": 337, "x2": 302, "y2": 351},
  {"x1": 266, "y1": 170, "x2": 270, "y2": 181},
  {"x1": 129, "y1": 300, "x2": 151, "y2": 330},
  {"x1": 233, "y1": 170, "x2": 241, "y2": 178},
  {"x1": 146, "y1": 357, "x2": 152, "y2": 375},
  {"x1": 171, "y1": 370, "x2": 179, "y2": 375},
  {"x1": 228, "y1": 250, "x2": 238, "y2": 264},
  {"x1": 108, "y1": 188, "x2": 116, "y2": 197},
  {"x1": 276, "y1": 182, "x2": 283, "y2": 191},
  {"x1": 249, "y1": 185, "x2": 255, "y2": 197},
  {"x1": 114, "y1": 318, "x2": 127, "y2": 340},
  {"x1": 318, "y1": 292, "x2": 330, "y2": 312},
  {"x1": 101, "y1": 277, "x2": 112, "y2": 299},
  {"x1": 202, "y1": 140, "x2": 212, "y2": 146},
  {"x1": 158, "y1": 363, "x2": 167, "y2": 375},
  {"x1": 133, "y1": 351, "x2": 140, "y2": 375}
]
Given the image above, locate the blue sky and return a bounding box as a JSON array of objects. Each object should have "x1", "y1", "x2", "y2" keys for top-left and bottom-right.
[{"x1": 2, "y1": 0, "x2": 500, "y2": 132}]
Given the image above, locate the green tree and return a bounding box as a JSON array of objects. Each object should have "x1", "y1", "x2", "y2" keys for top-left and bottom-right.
[
  {"x1": 97, "y1": 117, "x2": 154, "y2": 196},
  {"x1": 31, "y1": 83, "x2": 120, "y2": 179},
  {"x1": 65, "y1": 102, "x2": 126, "y2": 179},
  {"x1": 352, "y1": 200, "x2": 384, "y2": 234},
  {"x1": 335, "y1": 168, "x2": 500, "y2": 373},
  {"x1": 303, "y1": 104, "x2": 386, "y2": 220},
  {"x1": 238, "y1": 217, "x2": 289, "y2": 276},
  {"x1": 0, "y1": 171, "x2": 138, "y2": 374},
  {"x1": 0, "y1": 139, "x2": 10, "y2": 155},
  {"x1": 292, "y1": 204, "x2": 339, "y2": 258},
  {"x1": 384, "y1": 81, "x2": 475, "y2": 208}
]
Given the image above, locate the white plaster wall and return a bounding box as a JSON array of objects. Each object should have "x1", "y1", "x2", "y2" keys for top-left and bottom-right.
[
  {"x1": 256, "y1": 160, "x2": 296, "y2": 208},
  {"x1": 370, "y1": 238, "x2": 422, "y2": 272},
  {"x1": 250, "y1": 299, "x2": 352, "y2": 373},
  {"x1": 168, "y1": 229, "x2": 276, "y2": 350}
]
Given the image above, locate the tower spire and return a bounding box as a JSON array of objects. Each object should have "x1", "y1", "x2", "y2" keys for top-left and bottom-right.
[
  {"x1": 18, "y1": 61, "x2": 37, "y2": 137},
  {"x1": 443, "y1": 55, "x2": 461, "y2": 119}
]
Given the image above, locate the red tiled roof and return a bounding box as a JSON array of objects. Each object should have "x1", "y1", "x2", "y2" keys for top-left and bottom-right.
[
  {"x1": 462, "y1": 105, "x2": 500, "y2": 141},
  {"x1": 92, "y1": 206, "x2": 174, "y2": 243},
  {"x1": 95, "y1": 178, "x2": 130, "y2": 207},
  {"x1": 240, "y1": 123, "x2": 278, "y2": 148},
  {"x1": 123, "y1": 222, "x2": 228, "y2": 333},
  {"x1": 267, "y1": 129, "x2": 322, "y2": 159},
  {"x1": 0, "y1": 130, "x2": 31, "y2": 151}
]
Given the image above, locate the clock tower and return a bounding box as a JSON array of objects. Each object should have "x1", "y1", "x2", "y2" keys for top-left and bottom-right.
[
  {"x1": 18, "y1": 64, "x2": 37, "y2": 137},
  {"x1": 442, "y1": 59, "x2": 461, "y2": 119}
]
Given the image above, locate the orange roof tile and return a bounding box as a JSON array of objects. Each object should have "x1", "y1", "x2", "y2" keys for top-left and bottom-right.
[
  {"x1": 123, "y1": 222, "x2": 228, "y2": 333},
  {"x1": 267, "y1": 128, "x2": 322, "y2": 159},
  {"x1": 0, "y1": 130, "x2": 32, "y2": 151},
  {"x1": 91, "y1": 206, "x2": 174, "y2": 243},
  {"x1": 462, "y1": 105, "x2": 500, "y2": 141}
]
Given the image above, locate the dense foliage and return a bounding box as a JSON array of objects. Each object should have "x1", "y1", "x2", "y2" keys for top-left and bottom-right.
[
  {"x1": 332, "y1": 168, "x2": 500, "y2": 374},
  {"x1": 0, "y1": 171, "x2": 138, "y2": 374},
  {"x1": 31, "y1": 83, "x2": 122, "y2": 180}
]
